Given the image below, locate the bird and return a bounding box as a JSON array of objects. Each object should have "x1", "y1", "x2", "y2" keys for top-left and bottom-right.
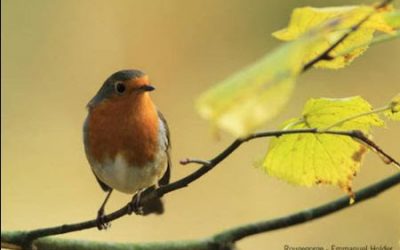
[{"x1": 83, "y1": 69, "x2": 171, "y2": 229}]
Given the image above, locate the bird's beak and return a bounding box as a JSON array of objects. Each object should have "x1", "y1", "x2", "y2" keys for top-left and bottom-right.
[{"x1": 141, "y1": 84, "x2": 155, "y2": 92}]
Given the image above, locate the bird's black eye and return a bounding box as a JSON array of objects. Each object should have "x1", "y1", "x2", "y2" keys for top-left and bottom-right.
[{"x1": 115, "y1": 82, "x2": 126, "y2": 94}]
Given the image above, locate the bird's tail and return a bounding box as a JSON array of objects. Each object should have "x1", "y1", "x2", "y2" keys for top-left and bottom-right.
[{"x1": 141, "y1": 197, "x2": 165, "y2": 215}]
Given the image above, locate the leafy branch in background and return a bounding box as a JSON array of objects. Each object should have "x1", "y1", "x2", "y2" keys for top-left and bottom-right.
[
  {"x1": 2, "y1": 0, "x2": 399, "y2": 250},
  {"x1": 197, "y1": 0, "x2": 400, "y2": 193},
  {"x1": 196, "y1": 0, "x2": 398, "y2": 136}
]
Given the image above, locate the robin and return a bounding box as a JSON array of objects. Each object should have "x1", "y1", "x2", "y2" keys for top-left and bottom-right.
[{"x1": 83, "y1": 69, "x2": 171, "y2": 229}]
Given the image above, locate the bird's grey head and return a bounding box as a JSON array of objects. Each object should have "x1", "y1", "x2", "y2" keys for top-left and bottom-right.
[{"x1": 87, "y1": 69, "x2": 150, "y2": 108}]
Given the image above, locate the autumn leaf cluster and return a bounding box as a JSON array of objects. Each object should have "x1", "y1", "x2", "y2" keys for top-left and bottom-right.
[{"x1": 196, "y1": 1, "x2": 399, "y2": 194}]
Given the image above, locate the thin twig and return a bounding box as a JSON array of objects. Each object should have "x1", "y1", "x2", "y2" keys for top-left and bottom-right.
[
  {"x1": 335, "y1": 31, "x2": 400, "y2": 58},
  {"x1": 180, "y1": 158, "x2": 211, "y2": 166},
  {"x1": 324, "y1": 130, "x2": 400, "y2": 167},
  {"x1": 321, "y1": 106, "x2": 390, "y2": 131},
  {"x1": 302, "y1": 0, "x2": 393, "y2": 72}
]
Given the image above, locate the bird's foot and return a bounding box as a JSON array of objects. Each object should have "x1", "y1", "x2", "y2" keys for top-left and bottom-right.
[
  {"x1": 127, "y1": 190, "x2": 145, "y2": 215},
  {"x1": 96, "y1": 208, "x2": 111, "y2": 230}
]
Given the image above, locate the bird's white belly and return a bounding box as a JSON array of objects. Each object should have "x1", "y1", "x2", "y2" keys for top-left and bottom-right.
[{"x1": 92, "y1": 152, "x2": 167, "y2": 194}]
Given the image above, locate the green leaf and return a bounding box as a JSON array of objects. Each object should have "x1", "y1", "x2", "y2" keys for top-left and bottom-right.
[
  {"x1": 195, "y1": 18, "x2": 347, "y2": 137},
  {"x1": 262, "y1": 96, "x2": 385, "y2": 193},
  {"x1": 384, "y1": 10, "x2": 400, "y2": 29},
  {"x1": 196, "y1": 38, "x2": 306, "y2": 137},
  {"x1": 196, "y1": 16, "x2": 354, "y2": 137}
]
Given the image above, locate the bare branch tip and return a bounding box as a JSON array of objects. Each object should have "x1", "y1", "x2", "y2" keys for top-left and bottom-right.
[
  {"x1": 179, "y1": 158, "x2": 190, "y2": 165},
  {"x1": 180, "y1": 158, "x2": 211, "y2": 166}
]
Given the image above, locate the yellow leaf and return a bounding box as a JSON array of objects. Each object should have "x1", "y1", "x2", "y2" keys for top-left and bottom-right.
[
  {"x1": 273, "y1": 5, "x2": 395, "y2": 69},
  {"x1": 303, "y1": 96, "x2": 385, "y2": 133},
  {"x1": 262, "y1": 96, "x2": 385, "y2": 193},
  {"x1": 195, "y1": 3, "x2": 393, "y2": 137},
  {"x1": 384, "y1": 93, "x2": 400, "y2": 120},
  {"x1": 196, "y1": 38, "x2": 308, "y2": 137}
]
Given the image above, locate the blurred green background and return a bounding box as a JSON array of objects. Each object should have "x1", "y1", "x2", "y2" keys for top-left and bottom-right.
[{"x1": 2, "y1": 0, "x2": 399, "y2": 249}]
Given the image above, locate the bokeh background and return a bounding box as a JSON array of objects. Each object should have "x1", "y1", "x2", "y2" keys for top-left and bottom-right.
[{"x1": 2, "y1": 0, "x2": 399, "y2": 249}]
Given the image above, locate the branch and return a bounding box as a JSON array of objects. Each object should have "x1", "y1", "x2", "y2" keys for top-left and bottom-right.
[
  {"x1": 212, "y1": 171, "x2": 400, "y2": 244},
  {"x1": 334, "y1": 31, "x2": 400, "y2": 58},
  {"x1": 1, "y1": 127, "x2": 398, "y2": 249},
  {"x1": 3, "y1": 2, "x2": 397, "y2": 249},
  {"x1": 3, "y1": 172, "x2": 400, "y2": 250},
  {"x1": 324, "y1": 130, "x2": 400, "y2": 167},
  {"x1": 301, "y1": 0, "x2": 393, "y2": 72}
]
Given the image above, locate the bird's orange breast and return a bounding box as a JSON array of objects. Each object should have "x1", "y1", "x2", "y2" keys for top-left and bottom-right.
[{"x1": 86, "y1": 94, "x2": 159, "y2": 167}]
